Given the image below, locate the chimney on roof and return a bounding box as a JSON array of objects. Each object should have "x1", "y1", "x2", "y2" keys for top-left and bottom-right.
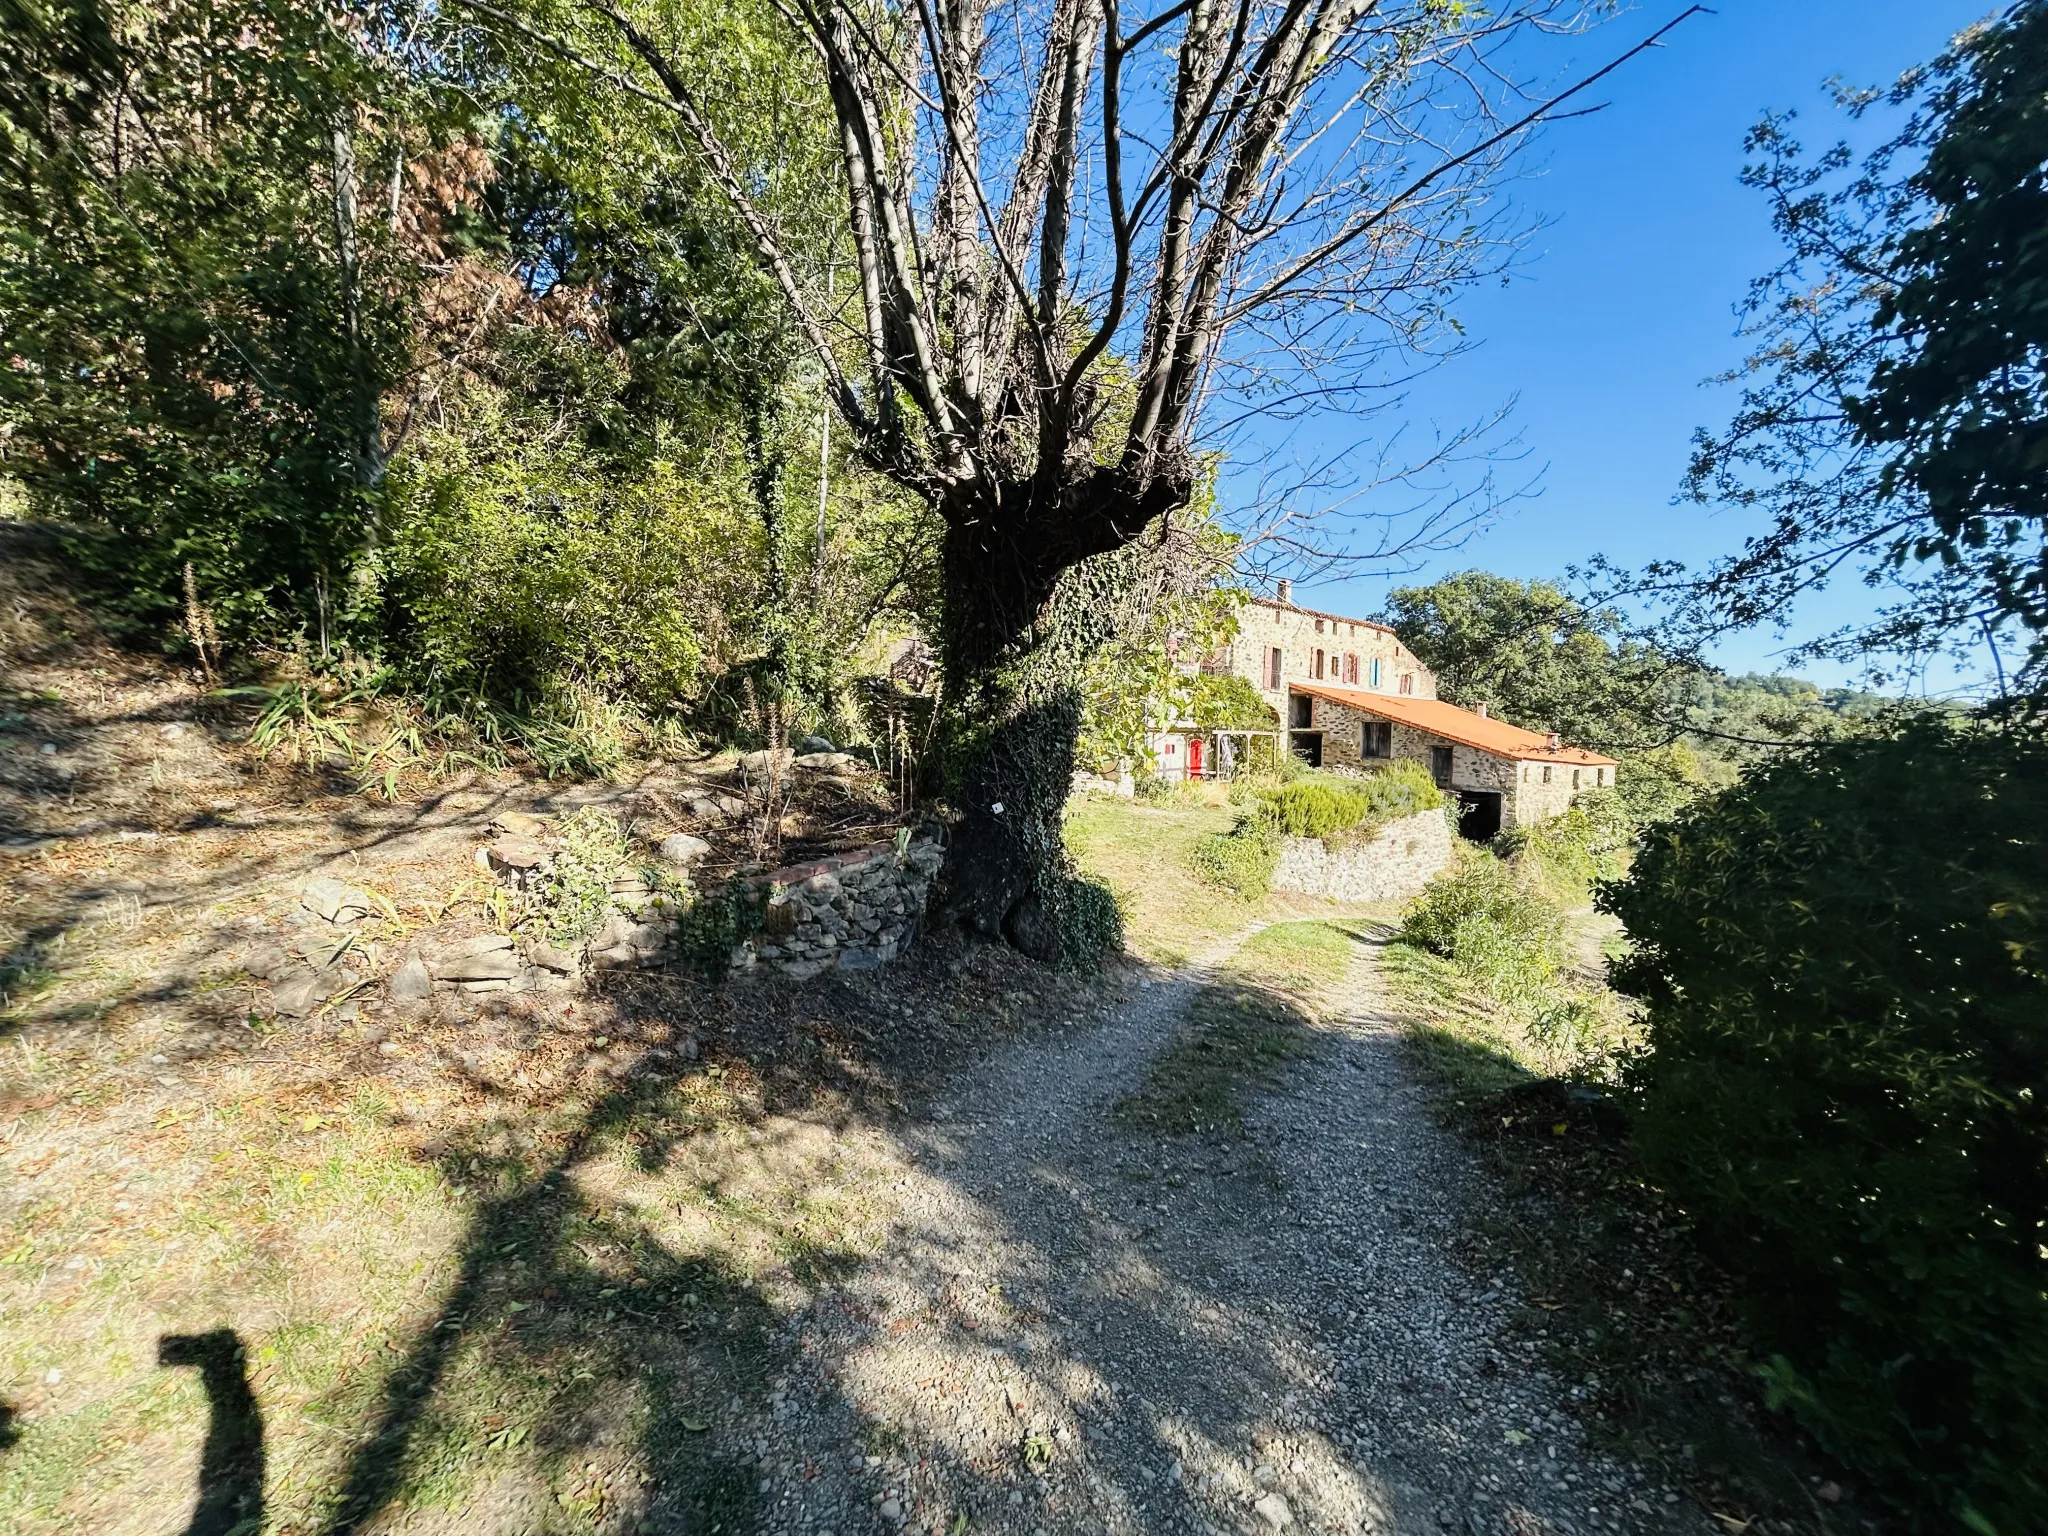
[
  {"x1": 1275, "y1": 578, "x2": 1293, "y2": 605},
  {"x1": 1546, "y1": 732, "x2": 1561, "y2": 751},
  {"x1": 1476, "y1": 702, "x2": 1488, "y2": 719}
]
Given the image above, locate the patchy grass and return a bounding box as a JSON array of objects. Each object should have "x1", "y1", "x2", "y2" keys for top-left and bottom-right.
[
  {"x1": 1117, "y1": 920, "x2": 1370, "y2": 1137},
  {"x1": 0, "y1": 1033, "x2": 892, "y2": 1534},
  {"x1": 1116, "y1": 981, "x2": 1311, "y2": 1136}
]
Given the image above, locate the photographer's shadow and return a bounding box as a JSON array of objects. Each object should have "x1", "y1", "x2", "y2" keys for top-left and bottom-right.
[{"x1": 159, "y1": 1330, "x2": 265, "y2": 1536}]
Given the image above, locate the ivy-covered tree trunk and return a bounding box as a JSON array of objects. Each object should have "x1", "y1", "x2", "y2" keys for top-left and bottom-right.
[{"x1": 932, "y1": 473, "x2": 1184, "y2": 963}]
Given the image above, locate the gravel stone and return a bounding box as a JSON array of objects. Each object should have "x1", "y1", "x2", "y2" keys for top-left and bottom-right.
[{"x1": 724, "y1": 926, "x2": 1717, "y2": 1536}]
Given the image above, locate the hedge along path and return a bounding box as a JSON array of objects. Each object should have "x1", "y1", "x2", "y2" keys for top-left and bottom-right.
[{"x1": 730, "y1": 922, "x2": 1715, "y2": 1536}]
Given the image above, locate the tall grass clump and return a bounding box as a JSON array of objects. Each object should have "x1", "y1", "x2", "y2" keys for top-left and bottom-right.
[
  {"x1": 1397, "y1": 851, "x2": 1568, "y2": 1015},
  {"x1": 1605, "y1": 717, "x2": 2047, "y2": 1534}
]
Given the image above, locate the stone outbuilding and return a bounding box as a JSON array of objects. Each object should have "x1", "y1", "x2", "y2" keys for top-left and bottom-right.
[{"x1": 1288, "y1": 680, "x2": 1619, "y2": 839}]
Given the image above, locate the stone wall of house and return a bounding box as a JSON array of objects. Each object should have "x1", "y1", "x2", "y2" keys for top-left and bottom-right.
[
  {"x1": 1309, "y1": 697, "x2": 1515, "y2": 791},
  {"x1": 1225, "y1": 597, "x2": 1436, "y2": 713},
  {"x1": 1305, "y1": 695, "x2": 1613, "y2": 831},
  {"x1": 1506, "y1": 759, "x2": 1614, "y2": 826},
  {"x1": 1270, "y1": 806, "x2": 1454, "y2": 902},
  {"x1": 732, "y1": 830, "x2": 945, "y2": 981}
]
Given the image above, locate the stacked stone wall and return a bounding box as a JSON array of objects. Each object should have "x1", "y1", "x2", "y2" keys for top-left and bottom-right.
[
  {"x1": 733, "y1": 831, "x2": 944, "y2": 981},
  {"x1": 1269, "y1": 806, "x2": 1454, "y2": 902}
]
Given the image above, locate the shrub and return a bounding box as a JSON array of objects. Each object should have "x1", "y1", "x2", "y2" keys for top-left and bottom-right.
[
  {"x1": 1398, "y1": 852, "x2": 1567, "y2": 996},
  {"x1": 1192, "y1": 822, "x2": 1280, "y2": 898},
  {"x1": 1260, "y1": 761, "x2": 1443, "y2": 840},
  {"x1": 376, "y1": 389, "x2": 757, "y2": 712},
  {"x1": 528, "y1": 807, "x2": 638, "y2": 944},
  {"x1": 1495, "y1": 787, "x2": 1635, "y2": 902},
  {"x1": 1603, "y1": 717, "x2": 2048, "y2": 1533}
]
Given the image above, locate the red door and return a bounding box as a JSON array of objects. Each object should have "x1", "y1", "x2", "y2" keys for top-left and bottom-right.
[{"x1": 1188, "y1": 736, "x2": 1205, "y2": 777}]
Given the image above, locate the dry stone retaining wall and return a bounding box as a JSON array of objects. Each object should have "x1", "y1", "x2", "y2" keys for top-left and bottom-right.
[
  {"x1": 1270, "y1": 806, "x2": 1452, "y2": 903},
  {"x1": 734, "y1": 830, "x2": 944, "y2": 981}
]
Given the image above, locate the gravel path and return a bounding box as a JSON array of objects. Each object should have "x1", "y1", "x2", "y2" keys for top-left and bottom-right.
[{"x1": 737, "y1": 927, "x2": 1717, "y2": 1536}]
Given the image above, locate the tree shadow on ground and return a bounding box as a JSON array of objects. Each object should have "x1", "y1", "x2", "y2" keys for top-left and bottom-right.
[{"x1": 311, "y1": 1069, "x2": 782, "y2": 1536}]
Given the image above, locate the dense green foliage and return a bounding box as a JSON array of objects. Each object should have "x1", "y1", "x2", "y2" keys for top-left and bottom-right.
[
  {"x1": 1604, "y1": 718, "x2": 2048, "y2": 1532},
  {"x1": 1256, "y1": 765, "x2": 1443, "y2": 840},
  {"x1": 1398, "y1": 853, "x2": 1567, "y2": 1013},
  {"x1": 1187, "y1": 672, "x2": 1280, "y2": 731},
  {"x1": 0, "y1": 0, "x2": 932, "y2": 741},
  {"x1": 0, "y1": 0, "x2": 430, "y2": 642},
  {"x1": 1674, "y1": 2, "x2": 2048, "y2": 688},
  {"x1": 1492, "y1": 789, "x2": 1634, "y2": 903}
]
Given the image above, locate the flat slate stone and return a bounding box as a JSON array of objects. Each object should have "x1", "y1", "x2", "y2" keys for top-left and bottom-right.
[
  {"x1": 486, "y1": 837, "x2": 546, "y2": 871},
  {"x1": 271, "y1": 972, "x2": 332, "y2": 1017},
  {"x1": 438, "y1": 932, "x2": 515, "y2": 960},
  {"x1": 527, "y1": 942, "x2": 577, "y2": 974},
  {"x1": 657, "y1": 833, "x2": 711, "y2": 866},
  {"x1": 302, "y1": 877, "x2": 371, "y2": 923},
  {"x1": 431, "y1": 949, "x2": 519, "y2": 982},
  {"x1": 389, "y1": 955, "x2": 433, "y2": 1002}
]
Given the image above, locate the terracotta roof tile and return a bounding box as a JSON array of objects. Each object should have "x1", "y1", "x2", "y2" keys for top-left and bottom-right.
[{"x1": 1291, "y1": 682, "x2": 1619, "y2": 767}]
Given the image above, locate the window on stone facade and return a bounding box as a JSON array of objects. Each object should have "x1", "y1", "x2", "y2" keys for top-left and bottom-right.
[
  {"x1": 1315, "y1": 618, "x2": 1324, "y2": 633},
  {"x1": 1370, "y1": 657, "x2": 1382, "y2": 688},
  {"x1": 1428, "y1": 746, "x2": 1453, "y2": 788},
  {"x1": 1267, "y1": 647, "x2": 1283, "y2": 689},
  {"x1": 1399, "y1": 673, "x2": 1414, "y2": 696},
  {"x1": 1542, "y1": 765, "x2": 1552, "y2": 784},
  {"x1": 1343, "y1": 653, "x2": 1357, "y2": 683},
  {"x1": 1361, "y1": 721, "x2": 1392, "y2": 759},
  {"x1": 1596, "y1": 767, "x2": 1606, "y2": 786},
  {"x1": 1573, "y1": 769, "x2": 1581, "y2": 790}
]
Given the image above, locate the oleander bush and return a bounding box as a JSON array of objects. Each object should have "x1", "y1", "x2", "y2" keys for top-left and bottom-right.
[{"x1": 1603, "y1": 716, "x2": 2048, "y2": 1534}]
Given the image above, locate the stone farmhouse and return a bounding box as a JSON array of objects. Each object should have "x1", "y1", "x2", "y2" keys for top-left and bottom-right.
[{"x1": 1190, "y1": 581, "x2": 1618, "y2": 839}]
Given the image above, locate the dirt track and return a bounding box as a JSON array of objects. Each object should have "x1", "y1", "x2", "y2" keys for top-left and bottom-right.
[{"x1": 721, "y1": 926, "x2": 1711, "y2": 1536}]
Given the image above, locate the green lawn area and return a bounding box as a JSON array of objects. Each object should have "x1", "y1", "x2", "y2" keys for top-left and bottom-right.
[{"x1": 1065, "y1": 793, "x2": 1254, "y2": 966}]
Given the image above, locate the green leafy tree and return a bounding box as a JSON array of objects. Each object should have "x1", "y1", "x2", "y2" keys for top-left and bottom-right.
[
  {"x1": 1656, "y1": 3, "x2": 2048, "y2": 693},
  {"x1": 1383, "y1": 571, "x2": 1680, "y2": 748},
  {"x1": 1604, "y1": 717, "x2": 2048, "y2": 1534},
  {"x1": 0, "y1": 0, "x2": 435, "y2": 643}
]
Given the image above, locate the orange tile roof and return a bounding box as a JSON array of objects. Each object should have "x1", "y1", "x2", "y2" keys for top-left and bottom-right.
[{"x1": 1290, "y1": 682, "x2": 1619, "y2": 767}]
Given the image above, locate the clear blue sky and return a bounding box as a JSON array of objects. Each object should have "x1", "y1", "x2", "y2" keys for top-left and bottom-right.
[{"x1": 1290, "y1": 0, "x2": 1996, "y2": 690}]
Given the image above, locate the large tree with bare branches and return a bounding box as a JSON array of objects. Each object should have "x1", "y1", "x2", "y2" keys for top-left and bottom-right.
[{"x1": 465, "y1": 0, "x2": 1694, "y2": 957}]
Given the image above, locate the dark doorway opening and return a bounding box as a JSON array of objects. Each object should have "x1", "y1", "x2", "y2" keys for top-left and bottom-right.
[
  {"x1": 1456, "y1": 790, "x2": 1504, "y2": 842},
  {"x1": 1290, "y1": 731, "x2": 1324, "y2": 767},
  {"x1": 1428, "y1": 745, "x2": 1453, "y2": 788}
]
